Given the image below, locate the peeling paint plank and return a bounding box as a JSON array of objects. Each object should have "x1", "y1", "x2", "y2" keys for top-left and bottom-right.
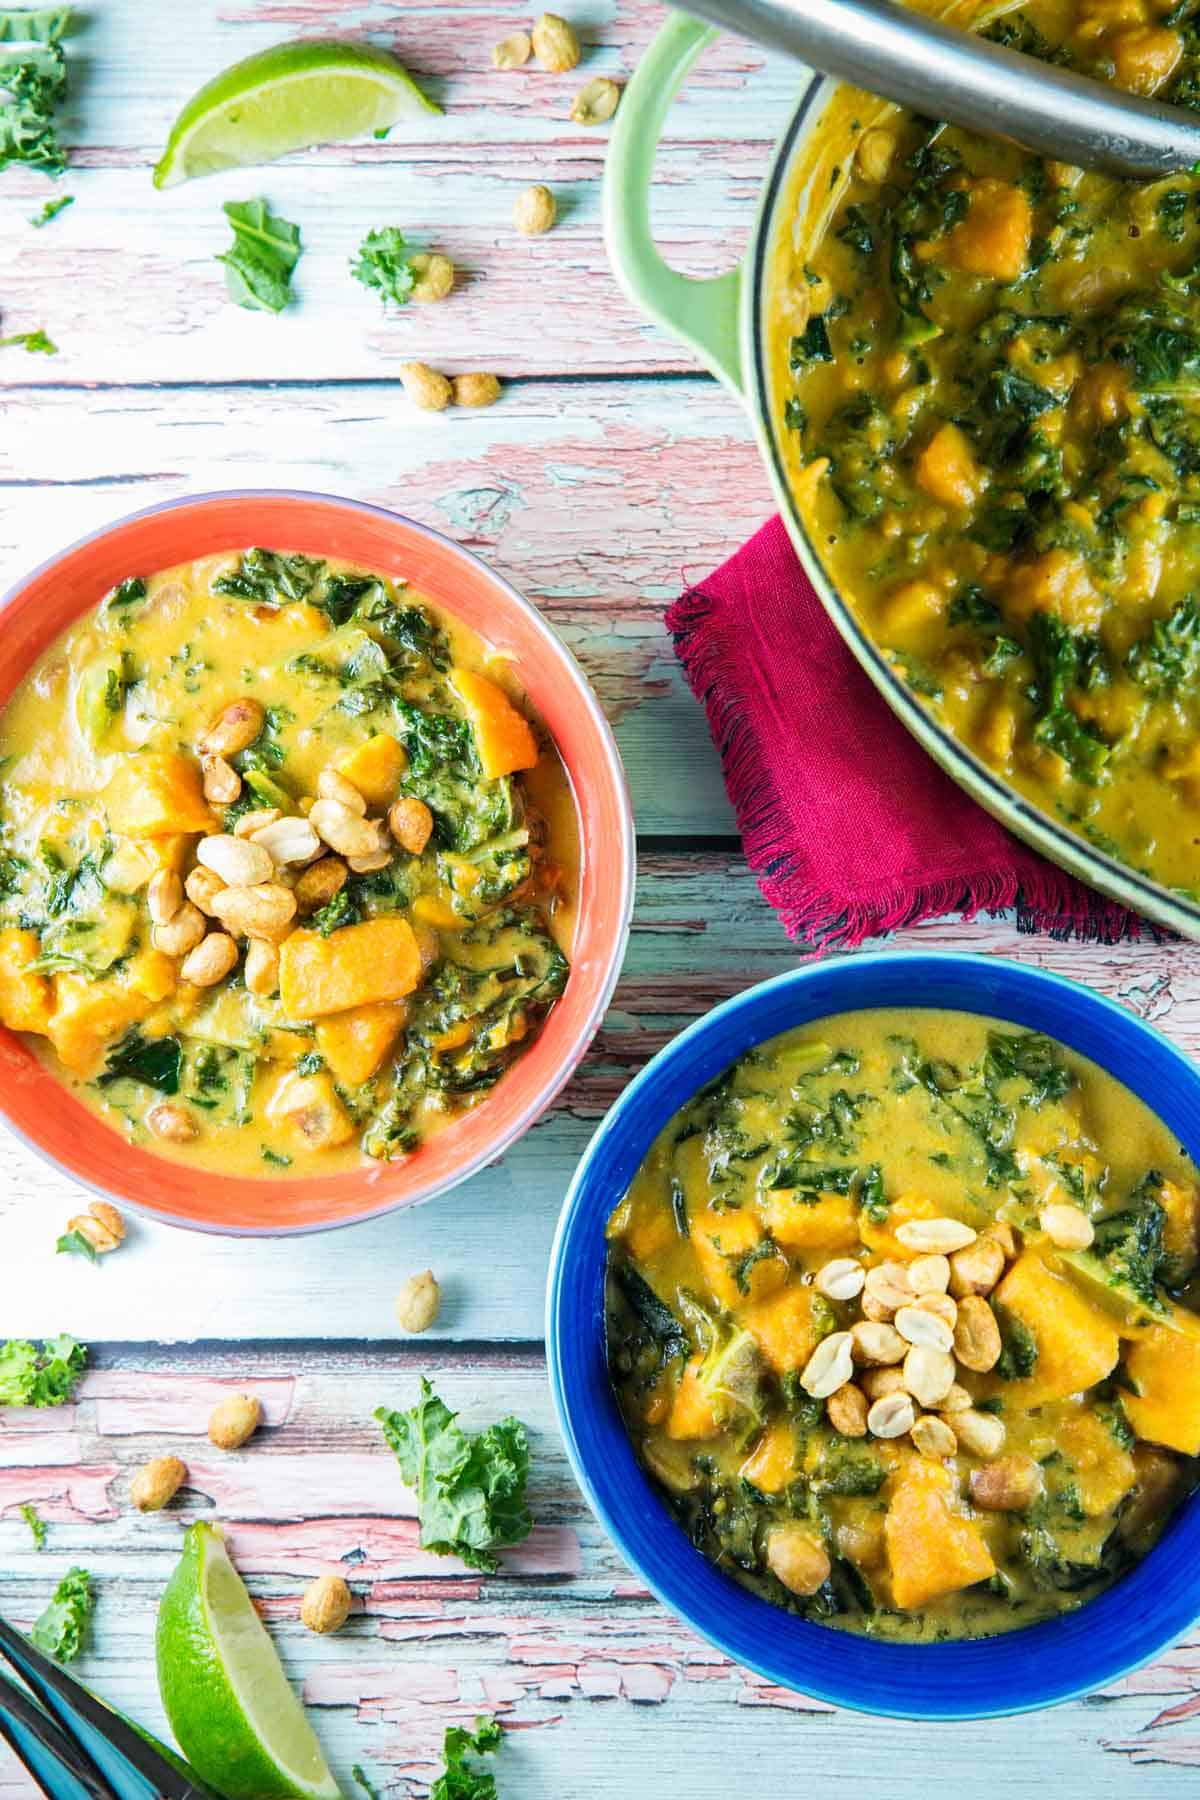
[{"x1": 0, "y1": 1350, "x2": 1196, "y2": 1797}]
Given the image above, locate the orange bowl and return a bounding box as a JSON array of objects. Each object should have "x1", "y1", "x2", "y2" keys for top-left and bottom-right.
[{"x1": 0, "y1": 491, "x2": 635, "y2": 1234}]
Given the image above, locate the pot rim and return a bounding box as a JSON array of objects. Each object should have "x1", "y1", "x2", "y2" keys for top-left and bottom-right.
[{"x1": 740, "y1": 73, "x2": 1200, "y2": 938}]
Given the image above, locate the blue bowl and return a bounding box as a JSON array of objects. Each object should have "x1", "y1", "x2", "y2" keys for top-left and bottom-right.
[{"x1": 546, "y1": 952, "x2": 1200, "y2": 1719}]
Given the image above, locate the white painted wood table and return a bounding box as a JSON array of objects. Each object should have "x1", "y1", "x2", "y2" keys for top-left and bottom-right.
[{"x1": 0, "y1": 3, "x2": 1197, "y2": 1794}]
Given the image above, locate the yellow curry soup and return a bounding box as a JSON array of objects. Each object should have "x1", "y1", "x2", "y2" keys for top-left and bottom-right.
[
  {"x1": 770, "y1": 0, "x2": 1200, "y2": 894},
  {"x1": 0, "y1": 549, "x2": 577, "y2": 1175},
  {"x1": 606, "y1": 1009, "x2": 1200, "y2": 1640}
]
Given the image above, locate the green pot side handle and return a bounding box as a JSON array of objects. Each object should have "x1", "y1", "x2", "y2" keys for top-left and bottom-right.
[{"x1": 604, "y1": 10, "x2": 744, "y2": 395}]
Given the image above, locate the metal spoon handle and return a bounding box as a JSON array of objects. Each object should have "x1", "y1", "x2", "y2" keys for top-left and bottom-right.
[{"x1": 682, "y1": 0, "x2": 1200, "y2": 175}]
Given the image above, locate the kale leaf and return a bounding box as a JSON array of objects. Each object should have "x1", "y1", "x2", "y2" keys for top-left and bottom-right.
[
  {"x1": 97, "y1": 1029, "x2": 183, "y2": 1095},
  {"x1": 612, "y1": 1263, "x2": 689, "y2": 1364},
  {"x1": 217, "y1": 198, "x2": 302, "y2": 314},
  {"x1": 310, "y1": 888, "x2": 361, "y2": 936},
  {"x1": 55, "y1": 1229, "x2": 97, "y2": 1264},
  {"x1": 375, "y1": 1380, "x2": 532, "y2": 1572},
  {"x1": 430, "y1": 1716, "x2": 503, "y2": 1800},
  {"x1": 994, "y1": 1307, "x2": 1039, "y2": 1380},
  {"x1": 789, "y1": 314, "x2": 832, "y2": 365},
  {"x1": 19, "y1": 1502, "x2": 46, "y2": 1549},
  {"x1": 1126, "y1": 596, "x2": 1200, "y2": 694},
  {"x1": 29, "y1": 189, "x2": 70, "y2": 225},
  {"x1": 1026, "y1": 613, "x2": 1111, "y2": 782},
  {"x1": 1091, "y1": 1174, "x2": 1170, "y2": 1314},
  {"x1": 0, "y1": 8, "x2": 71, "y2": 176},
  {"x1": 983, "y1": 1030, "x2": 1072, "y2": 1105},
  {"x1": 0, "y1": 326, "x2": 56, "y2": 352},
  {"x1": 0, "y1": 1335, "x2": 86, "y2": 1407},
  {"x1": 30, "y1": 1566, "x2": 92, "y2": 1661},
  {"x1": 350, "y1": 227, "x2": 419, "y2": 307},
  {"x1": 213, "y1": 548, "x2": 323, "y2": 606}
]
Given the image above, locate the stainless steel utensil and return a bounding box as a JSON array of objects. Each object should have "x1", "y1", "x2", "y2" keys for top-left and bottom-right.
[{"x1": 683, "y1": 0, "x2": 1200, "y2": 174}]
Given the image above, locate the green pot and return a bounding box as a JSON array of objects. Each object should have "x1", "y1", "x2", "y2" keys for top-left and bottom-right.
[{"x1": 606, "y1": 10, "x2": 1200, "y2": 939}]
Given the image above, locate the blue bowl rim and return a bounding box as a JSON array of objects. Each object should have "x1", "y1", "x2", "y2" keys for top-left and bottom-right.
[{"x1": 545, "y1": 951, "x2": 1200, "y2": 1720}]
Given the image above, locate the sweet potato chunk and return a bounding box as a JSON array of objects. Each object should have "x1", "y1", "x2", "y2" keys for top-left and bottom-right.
[
  {"x1": 47, "y1": 975, "x2": 155, "y2": 1076},
  {"x1": 1003, "y1": 549, "x2": 1103, "y2": 632},
  {"x1": 885, "y1": 1463, "x2": 995, "y2": 1609},
  {"x1": 1124, "y1": 1307, "x2": 1200, "y2": 1455},
  {"x1": 1160, "y1": 1178, "x2": 1200, "y2": 1282},
  {"x1": 336, "y1": 733, "x2": 407, "y2": 809},
  {"x1": 666, "y1": 1358, "x2": 720, "y2": 1441},
  {"x1": 691, "y1": 1204, "x2": 786, "y2": 1307},
  {"x1": 278, "y1": 917, "x2": 423, "y2": 1019},
  {"x1": 103, "y1": 752, "x2": 216, "y2": 838},
  {"x1": 760, "y1": 1189, "x2": 860, "y2": 1254},
  {"x1": 1057, "y1": 1409, "x2": 1136, "y2": 1516},
  {"x1": 740, "y1": 1285, "x2": 820, "y2": 1375},
  {"x1": 740, "y1": 1419, "x2": 797, "y2": 1494},
  {"x1": 915, "y1": 423, "x2": 985, "y2": 510},
  {"x1": 0, "y1": 928, "x2": 53, "y2": 1035},
  {"x1": 1110, "y1": 23, "x2": 1181, "y2": 94},
  {"x1": 315, "y1": 1000, "x2": 407, "y2": 1086},
  {"x1": 992, "y1": 1251, "x2": 1119, "y2": 1405},
  {"x1": 943, "y1": 178, "x2": 1032, "y2": 282},
  {"x1": 449, "y1": 668, "x2": 539, "y2": 779}
]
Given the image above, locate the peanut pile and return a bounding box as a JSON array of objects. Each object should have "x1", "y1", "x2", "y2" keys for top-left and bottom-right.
[{"x1": 799, "y1": 1214, "x2": 1041, "y2": 1493}]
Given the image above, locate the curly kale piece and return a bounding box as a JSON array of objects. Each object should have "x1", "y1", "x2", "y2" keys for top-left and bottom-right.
[
  {"x1": 0, "y1": 1335, "x2": 86, "y2": 1407},
  {"x1": 30, "y1": 1566, "x2": 92, "y2": 1661},
  {"x1": 375, "y1": 1380, "x2": 531, "y2": 1572}
]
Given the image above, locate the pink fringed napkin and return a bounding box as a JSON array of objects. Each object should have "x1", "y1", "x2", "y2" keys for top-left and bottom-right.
[{"x1": 667, "y1": 516, "x2": 1154, "y2": 948}]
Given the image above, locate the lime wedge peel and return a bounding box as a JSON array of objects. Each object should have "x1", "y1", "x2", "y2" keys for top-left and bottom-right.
[
  {"x1": 156, "y1": 1521, "x2": 341, "y2": 1800},
  {"x1": 154, "y1": 38, "x2": 440, "y2": 189}
]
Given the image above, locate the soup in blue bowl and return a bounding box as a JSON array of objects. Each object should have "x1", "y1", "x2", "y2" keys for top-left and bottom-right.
[{"x1": 545, "y1": 953, "x2": 1200, "y2": 1718}]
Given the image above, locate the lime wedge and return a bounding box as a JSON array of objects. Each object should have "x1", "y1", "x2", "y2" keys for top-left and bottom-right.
[
  {"x1": 153, "y1": 38, "x2": 440, "y2": 188},
  {"x1": 156, "y1": 1522, "x2": 340, "y2": 1800}
]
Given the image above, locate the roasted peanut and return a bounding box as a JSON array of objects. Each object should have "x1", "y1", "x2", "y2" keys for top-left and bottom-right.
[
  {"x1": 867, "y1": 1391, "x2": 916, "y2": 1438},
  {"x1": 851, "y1": 1320, "x2": 907, "y2": 1365},
  {"x1": 952, "y1": 1408, "x2": 1006, "y2": 1459},
  {"x1": 180, "y1": 931, "x2": 239, "y2": 988},
  {"x1": 570, "y1": 75, "x2": 620, "y2": 123},
  {"x1": 513, "y1": 183, "x2": 556, "y2": 236},
  {"x1": 202, "y1": 753, "x2": 241, "y2": 805},
  {"x1": 908, "y1": 1254, "x2": 951, "y2": 1295},
  {"x1": 862, "y1": 1261, "x2": 914, "y2": 1315},
  {"x1": 410, "y1": 252, "x2": 456, "y2": 303},
  {"x1": 765, "y1": 1523, "x2": 830, "y2": 1596},
  {"x1": 895, "y1": 1217, "x2": 977, "y2": 1254},
  {"x1": 197, "y1": 834, "x2": 273, "y2": 887},
  {"x1": 147, "y1": 869, "x2": 183, "y2": 925},
  {"x1": 64, "y1": 1200, "x2": 125, "y2": 1254},
  {"x1": 826, "y1": 1382, "x2": 868, "y2": 1437},
  {"x1": 948, "y1": 1235, "x2": 1007, "y2": 1297},
  {"x1": 859, "y1": 1366, "x2": 909, "y2": 1401},
  {"x1": 147, "y1": 1101, "x2": 198, "y2": 1142},
  {"x1": 295, "y1": 856, "x2": 348, "y2": 914},
  {"x1": 894, "y1": 1305, "x2": 954, "y2": 1352},
  {"x1": 131, "y1": 1454, "x2": 187, "y2": 1512},
  {"x1": 532, "y1": 12, "x2": 581, "y2": 71},
  {"x1": 316, "y1": 768, "x2": 367, "y2": 815},
  {"x1": 913, "y1": 1291, "x2": 958, "y2": 1331},
  {"x1": 396, "y1": 1269, "x2": 441, "y2": 1333},
  {"x1": 244, "y1": 938, "x2": 280, "y2": 997},
  {"x1": 815, "y1": 1257, "x2": 866, "y2": 1301},
  {"x1": 911, "y1": 1414, "x2": 958, "y2": 1458},
  {"x1": 452, "y1": 372, "x2": 502, "y2": 408},
  {"x1": 902, "y1": 1344, "x2": 956, "y2": 1408},
  {"x1": 184, "y1": 865, "x2": 225, "y2": 916},
  {"x1": 210, "y1": 881, "x2": 297, "y2": 943},
  {"x1": 799, "y1": 1331, "x2": 855, "y2": 1398},
  {"x1": 202, "y1": 698, "x2": 264, "y2": 758},
  {"x1": 301, "y1": 1573, "x2": 352, "y2": 1635},
  {"x1": 152, "y1": 901, "x2": 206, "y2": 957},
  {"x1": 208, "y1": 1392, "x2": 262, "y2": 1450},
  {"x1": 399, "y1": 361, "x2": 452, "y2": 412},
  {"x1": 493, "y1": 29, "x2": 532, "y2": 67},
  {"x1": 233, "y1": 807, "x2": 281, "y2": 838},
  {"x1": 953, "y1": 1295, "x2": 1003, "y2": 1373},
  {"x1": 388, "y1": 796, "x2": 434, "y2": 855},
  {"x1": 309, "y1": 798, "x2": 381, "y2": 860},
  {"x1": 970, "y1": 1453, "x2": 1043, "y2": 1511},
  {"x1": 251, "y1": 815, "x2": 322, "y2": 866}
]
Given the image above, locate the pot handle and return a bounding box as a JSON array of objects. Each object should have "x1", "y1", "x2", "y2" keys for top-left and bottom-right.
[{"x1": 604, "y1": 11, "x2": 743, "y2": 394}]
